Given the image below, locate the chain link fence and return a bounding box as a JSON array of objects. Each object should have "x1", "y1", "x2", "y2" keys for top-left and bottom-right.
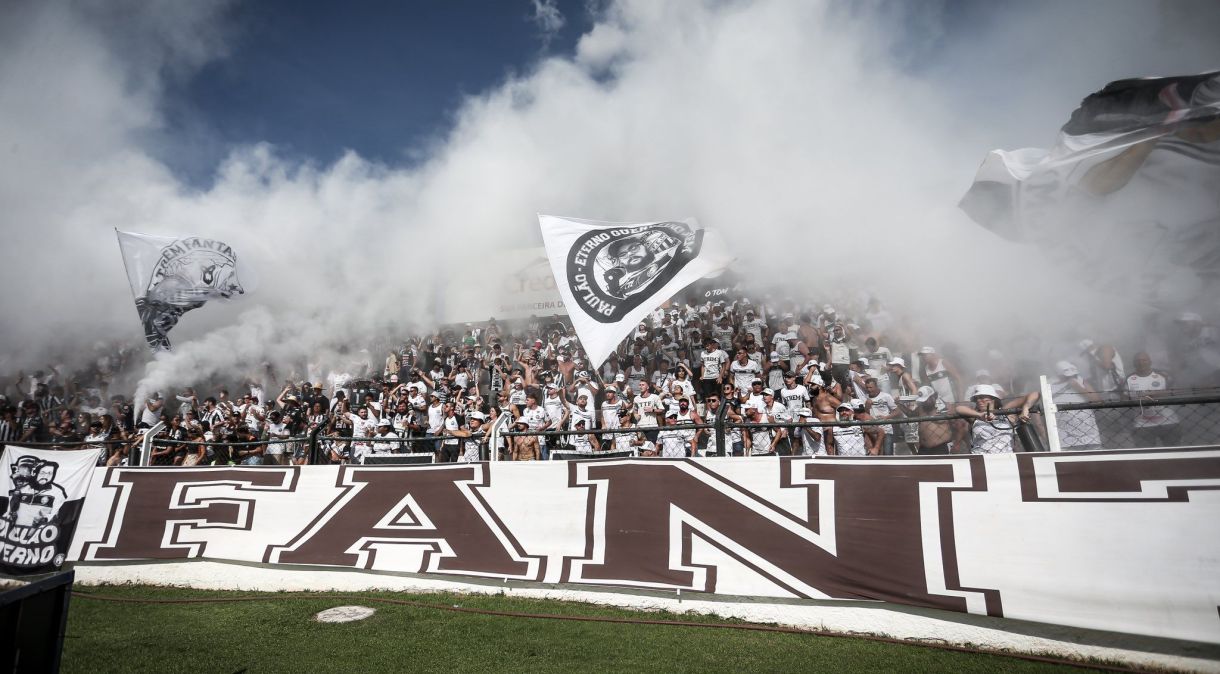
[{"x1": 1048, "y1": 394, "x2": 1220, "y2": 450}]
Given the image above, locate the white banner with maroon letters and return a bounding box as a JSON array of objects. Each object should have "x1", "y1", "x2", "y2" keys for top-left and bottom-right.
[
  {"x1": 1, "y1": 446, "x2": 96, "y2": 575},
  {"x1": 67, "y1": 448, "x2": 1220, "y2": 644},
  {"x1": 538, "y1": 215, "x2": 733, "y2": 369}
]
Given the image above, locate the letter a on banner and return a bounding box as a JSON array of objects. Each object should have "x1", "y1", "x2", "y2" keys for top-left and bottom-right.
[{"x1": 538, "y1": 214, "x2": 733, "y2": 368}]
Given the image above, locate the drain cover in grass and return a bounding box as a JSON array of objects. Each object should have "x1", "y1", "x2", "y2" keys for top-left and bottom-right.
[{"x1": 315, "y1": 606, "x2": 376, "y2": 623}]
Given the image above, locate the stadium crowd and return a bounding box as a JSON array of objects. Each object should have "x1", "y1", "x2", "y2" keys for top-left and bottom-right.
[{"x1": 0, "y1": 293, "x2": 1215, "y2": 465}]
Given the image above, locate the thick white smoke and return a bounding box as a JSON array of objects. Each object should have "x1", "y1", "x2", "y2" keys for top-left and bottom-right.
[{"x1": 1, "y1": 0, "x2": 1218, "y2": 397}]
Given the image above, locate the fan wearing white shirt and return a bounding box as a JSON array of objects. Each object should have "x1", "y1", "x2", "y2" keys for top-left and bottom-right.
[{"x1": 697, "y1": 337, "x2": 728, "y2": 401}]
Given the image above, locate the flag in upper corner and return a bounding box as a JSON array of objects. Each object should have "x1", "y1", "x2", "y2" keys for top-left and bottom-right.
[
  {"x1": 959, "y1": 70, "x2": 1220, "y2": 307},
  {"x1": 538, "y1": 215, "x2": 733, "y2": 368},
  {"x1": 116, "y1": 230, "x2": 247, "y2": 350},
  {"x1": 0, "y1": 447, "x2": 95, "y2": 575}
]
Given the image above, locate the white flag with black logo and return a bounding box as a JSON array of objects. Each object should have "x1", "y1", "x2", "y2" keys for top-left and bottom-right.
[
  {"x1": 0, "y1": 447, "x2": 95, "y2": 575},
  {"x1": 538, "y1": 215, "x2": 732, "y2": 368},
  {"x1": 116, "y1": 230, "x2": 247, "y2": 350}
]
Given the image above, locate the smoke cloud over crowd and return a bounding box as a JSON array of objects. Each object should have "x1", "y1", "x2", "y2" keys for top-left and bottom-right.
[{"x1": 1, "y1": 0, "x2": 1217, "y2": 396}]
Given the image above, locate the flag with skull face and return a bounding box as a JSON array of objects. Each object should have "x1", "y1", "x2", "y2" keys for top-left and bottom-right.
[
  {"x1": 116, "y1": 230, "x2": 247, "y2": 350},
  {"x1": 538, "y1": 215, "x2": 733, "y2": 369}
]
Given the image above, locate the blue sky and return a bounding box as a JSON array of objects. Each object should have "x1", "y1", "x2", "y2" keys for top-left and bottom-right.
[{"x1": 159, "y1": 0, "x2": 592, "y2": 185}]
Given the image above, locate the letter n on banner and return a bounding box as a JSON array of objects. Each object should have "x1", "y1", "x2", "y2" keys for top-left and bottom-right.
[
  {"x1": 267, "y1": 465, "x2": 542, "y2": 581},
  {"x1": 82, "y1": 467, "x2": 299, "y2": 560},
  {"x1": 563, "y1": 457, "x2": 1001, "y2": 616}
]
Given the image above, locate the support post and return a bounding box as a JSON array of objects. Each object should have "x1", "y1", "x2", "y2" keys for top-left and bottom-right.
[{"x1": 1039, "y1": 375, "x2": 1062, "y2": 452}]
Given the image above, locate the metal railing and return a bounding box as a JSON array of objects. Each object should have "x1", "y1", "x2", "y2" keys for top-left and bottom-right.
[{"x1": 9, "y1": 395, "x2": 1215, "y2": 464}]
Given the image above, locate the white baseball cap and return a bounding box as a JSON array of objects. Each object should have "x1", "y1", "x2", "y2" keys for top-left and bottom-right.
[
  {"x1": 888, "y1": 357, "x2": 906, "y2": 368},
  {"x1": 916, "y1": 386, "x2": 936, "y2": 402},
  {"x1": 919, "y1": 346, "x2": 936, "y2": 355}
]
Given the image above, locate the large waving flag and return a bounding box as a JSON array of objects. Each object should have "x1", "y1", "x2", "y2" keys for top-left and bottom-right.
[
  {"x1": 960, "y1": 71, "x2": 1220, "y2": 306},
  {"x1": 116, "y1": 230, "x2": 247, "y2": 350},
  {"x1": 538, "y1": 215, "x2": 732, "y2": 368}
]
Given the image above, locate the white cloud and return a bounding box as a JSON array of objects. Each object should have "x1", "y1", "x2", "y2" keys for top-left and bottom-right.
[{"x1": 529, "y1": 0, "x2": 566, "y2": 45}]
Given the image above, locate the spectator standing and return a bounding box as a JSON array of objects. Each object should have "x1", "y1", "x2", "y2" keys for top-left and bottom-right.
[
  {"x1": 1126, "y1": 352, "x2": 1181, "y2": 447},
  {"x1": 1051, "y1": 361, "x2": 1103, "y2": 450}
]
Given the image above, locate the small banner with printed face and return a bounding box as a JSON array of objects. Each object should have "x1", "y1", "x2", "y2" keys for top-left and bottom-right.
[
  {"x1": 538, "y1": 215, "x2": 733, "y2": 369},
  {"x1": 958, "y1": 70, "x2": 1220, "y2": 307},
  {"x1": 0, "y1": 446, "x2": 95, "y2": 575},
  {"x1": 116, "y1": 230, "x2": 247, "y2": 351}
]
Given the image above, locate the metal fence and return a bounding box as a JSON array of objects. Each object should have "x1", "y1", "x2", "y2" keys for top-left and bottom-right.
[
  {"x1": 9, "y1": 394, "x2": 1218, "y2": 464},
  {"x1": 1046, "y1": 393, "x2": 1220, "y2": 450}
]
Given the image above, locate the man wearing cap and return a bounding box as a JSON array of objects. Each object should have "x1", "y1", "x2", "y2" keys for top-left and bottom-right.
[
  {"x1": 827, "y1": 403, "x2": 872, "y2": 456},
  {"x1": 887, "y1": 357, "x2": 919, "y2": 398},
  {"x1": 918, "y1": 346, "x2": 961, "y2": 404},
  {"x1": 600, "y1": 386, "x2": 624, "y2": 430},
  {"x1": 954, "y1": 385, "x2": 1038, "y2": 454},
  {"x1": 894, "y1": 386, "x2": 959, "y2": 455},
  {"x1": 793, "y1": 408, "x2": 825, "y2": 456},
  {"x1": 509, "y1": 419, "x2": 541, "y2": 461},
  {"x1": 447, "y1": 411, "x2": 486, "y2": 462},
  {"x1": 569, "y1": 418, "x2": 601, "y2": 454},
  {"x1": 764, "y1": 352, "x2": 786, "y2": 392},
  {"x1": 1050, "y1": 361, "x2": 1102, "y2": 450},
  {"x1": 372, "y1": 419, "x2": 402, "y2": 454},
  {"x1": 657, "y1": 411, "x2": 695, "y2": 458},
  {"x1": 742, "y1": 404, "x2": 775, "y2": 455}
]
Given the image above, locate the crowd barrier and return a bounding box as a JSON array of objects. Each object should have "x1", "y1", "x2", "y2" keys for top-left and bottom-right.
[{"x1": 7, "y1": 394, "x2": 1218, "y2": 464}]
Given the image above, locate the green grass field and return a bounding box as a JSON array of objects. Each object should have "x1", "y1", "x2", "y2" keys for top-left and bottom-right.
[{"x1": 62, "y1": 585, "x2": 1112, "y2": 673}]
